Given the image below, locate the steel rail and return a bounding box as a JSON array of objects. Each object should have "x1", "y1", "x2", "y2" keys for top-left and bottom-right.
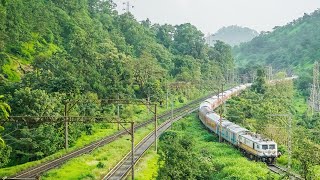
[
  {"x1": 5, "y1": 93, "x2": 214, "y2": 179},
  {"x1": 103, "y1": 105, "x2": 198, "y2": 180},
  {"x1": 268, "y1": 164, "x2": 303, "y2": 179}
]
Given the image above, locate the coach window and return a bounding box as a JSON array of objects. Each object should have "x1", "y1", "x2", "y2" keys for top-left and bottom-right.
[
  {"x1": 269, "y1": 144, "x2": 275, "y2": 149},
  {"x1": 262, "y1": 145, "x2": 268, "y2": 150}
]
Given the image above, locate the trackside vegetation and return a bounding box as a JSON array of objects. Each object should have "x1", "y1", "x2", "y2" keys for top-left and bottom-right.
[
  {"x1": 0, "y1": 0, "x2": 234, "y2": 171},
  {"x1": 226, "y1": 75, "x2": 320, "y2": 179},
  {"x1": 155, "y1": 114, "x2": 278, "y2": 180}
]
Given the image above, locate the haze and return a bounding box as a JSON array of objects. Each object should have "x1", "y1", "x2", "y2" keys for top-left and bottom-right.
[{"x1": 113, "y1": 0, "x2": 320, "y2": 33}]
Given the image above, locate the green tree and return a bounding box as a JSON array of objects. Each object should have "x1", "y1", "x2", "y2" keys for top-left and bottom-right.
[
  {"x1": 172, "y1": 23, "x2": 205, "y2": 59},
  {"x1": 293, "y1": 136, "x2": 320, "y2": 179},
  {"x1": 0, "y1": 95, "x2": 11, "y2": 167},
  {"x1": 251, "y1": 68, "x2": 267, "y2": 94},
  {"x1": 210, "y1": 41, "x2": 234, "y2": 73},
  {"x1": 154, "y1": 24, "x2": 175, "y2": 49},
  {"x1": 0, "y1": 95, "x2": 10, "y2": 120},
  {"x1": 157, "y1": 131, "x2": 211, "y2": 179},
  {"x1": 133, "y1": 51, "x2": 166, "y2": 101}
]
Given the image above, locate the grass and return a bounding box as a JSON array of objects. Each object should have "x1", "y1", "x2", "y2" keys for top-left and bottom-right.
[
  {"x1": 132, "y1": 148, "x2": 159, "y2": 180},
  {"x1": 0, "y1": 89, "x2": 212, "y2": 178},
  {"x1": 42, "y1": 123, "x2": 155, "y2": 179},
  {"x1": 154, "y1": 114, "x2": 279, "y2": 180},
  {"x1": 39, "y1": 91, "x2": 212, "y2": 179}
]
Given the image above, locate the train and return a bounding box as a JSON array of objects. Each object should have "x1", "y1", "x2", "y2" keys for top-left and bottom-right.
[{"x1": 198, "y1": 84, "x2": 278, "y2": 164}]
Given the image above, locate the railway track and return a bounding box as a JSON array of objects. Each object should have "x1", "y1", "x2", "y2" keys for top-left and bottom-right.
[
  {"x1": 103, "y1": 105, "x2": 197, "y2": 179},
  {"x1": 5, "y1": 93, "x2": 214, "y2": 180},
  {"x1": 268, "y1": 164, "x2": 303, "y2": 179}
]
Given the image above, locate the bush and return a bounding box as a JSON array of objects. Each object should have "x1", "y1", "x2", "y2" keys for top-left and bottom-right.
[{"x1": 96, "y1": 162, "x2": 105, "y2": 168}]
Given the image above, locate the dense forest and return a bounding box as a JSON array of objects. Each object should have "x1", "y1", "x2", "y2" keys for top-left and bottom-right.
[
  {"x1": 0, "y1": 0, "x2": 235, "y2": 168},
  {"x1": 207, "y1": 25, "x2": 259, "y2": 46},
  {"x1": 234, "y1": 9, "x2": 320, "y2": 74}
]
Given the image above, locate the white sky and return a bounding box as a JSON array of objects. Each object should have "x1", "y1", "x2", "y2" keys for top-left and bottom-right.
[{"x1": 112, "y1": 0, "x2": 320, "y2": 34}]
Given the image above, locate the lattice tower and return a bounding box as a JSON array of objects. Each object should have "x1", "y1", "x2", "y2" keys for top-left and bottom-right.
[{"x1": 309, "y1": 61, "x2": 320, "y2": 114}]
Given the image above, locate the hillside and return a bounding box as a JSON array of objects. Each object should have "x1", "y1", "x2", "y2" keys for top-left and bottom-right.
[
  {"x1": 0, "y1": 0, "x2": 235, "y2": 169},
  {"x1": 207, "y1": 25, "x2": 259, "y2": 46},
  {"x1": 233, "y1": 10, "x2": 320, "y2": 74}
]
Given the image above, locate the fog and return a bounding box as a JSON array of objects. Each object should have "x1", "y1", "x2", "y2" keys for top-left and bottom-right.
[{"x1": 113, "y1": 0, "x2": 320, "y2": 33}]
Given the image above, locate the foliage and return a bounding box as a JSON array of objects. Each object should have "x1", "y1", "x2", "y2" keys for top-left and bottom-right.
[
  {"x1": 251, "y1": 68, "x2": 267, "y2": 94},
  {"x1": 227, "y1": 79, "x2": 320, "y2": 178},
  {"x1": 209, "y1": 25, "x2": 259, "y2": 46},
  {"x1": 293, "y1": 132, "x2": 320, "y2": 180},
  {"x1": 0, "y1": 95, "x2": 11, "y2": 167},
  {"x1": 234, "y1": 9, "x2": 320, "y2": 85},
  {"x1": 227, "y1": 80, "x2": 294, "y2": 144},
  {"x1": 0, "y1": 95, "x2": 10, "y2": 119},
  {"x1": 0, "y1": 0, "x2": 236, "y2": 168},
  {"x1": 157, "y1": 115, "x2": 276, "y2": 180}
]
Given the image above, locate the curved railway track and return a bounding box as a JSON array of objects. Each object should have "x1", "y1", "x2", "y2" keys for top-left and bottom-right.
[
  {"x1": 5, "y1": 93, "x2": 214, "y2": 180},
  {"x1": 268, "y1": 164, "x2": 303, "y2": 179},
  {"x1": 103, "y1": 106, "x2": 197, "y2": 179}
]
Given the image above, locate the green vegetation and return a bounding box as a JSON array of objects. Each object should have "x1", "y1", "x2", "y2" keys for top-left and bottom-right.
[
  {"x1": 232, "y1": 9, "x2": 320, "y2": 178},
  {"x1": 0, "y1": 0, "x2": 235, "y2": 170},
  {"x1": 0, "y1": 93, "x2": 205, "y2": 177},
  {"x1": 208, "y1": 25, "x2": 259, "y2": 46},
  {"x1": 0, "y1": 95, "x2": 11, "y2": 168},
  {"x1": 233, "y1": 10, "x2": 320, "y2": 90},
  {"x1": 226, "y1": 75, "x2": 320, "y2": 179},
  {"x1": 234, "y1": 10, "x2": 320, "y2": 70},
  {"x1": 156, "y1": 114, "x2": 277, "y2": 180},
  {"x1": 133, "y1": 149, "x2": 159, "y2": 180},
  {"x1": 42, "y1": 123, "x2": 154, "y2": 179}
]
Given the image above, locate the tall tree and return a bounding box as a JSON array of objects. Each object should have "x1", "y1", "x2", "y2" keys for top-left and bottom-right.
[
  {"x1": 0, "y1": 95, "x2": 10, "y2": 120},
  {"x1": 251, "y1": 68, "x2": 267, "y2": 94},
  {"x1": 173, "y1": 23, "x2": 205, "y2": 59}
]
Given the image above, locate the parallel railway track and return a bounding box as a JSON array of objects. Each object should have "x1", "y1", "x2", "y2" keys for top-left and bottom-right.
[
  {"x1": 268, "y1": 164, "x2": 303, "y2": 179},
  {"x1": 103, "y1": 106, "x2": 197, "y2": 179},
  {"x1": 5, "y1": 93, "x2": 214, "y2": 180}
]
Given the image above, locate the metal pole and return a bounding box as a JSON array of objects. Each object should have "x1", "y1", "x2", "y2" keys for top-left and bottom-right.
[
  {"x1": 219, "y1": 84, "x2": 224, "y2": 143},
  {"x1": 131, "y1": 122, "x2": 134, "y2": 180},
  {"x1": 154, "y1": 104, "x2": 157, "y2": 152},
  {"x1": 64, "y1": 103, "x2": 69, "y2": 150},
  {"x1": 117, "y1": 94, "x2": 120, "y2": 130},
  {"x1": 166, "y1": 87, "x2": 168, "y2": 109},
  {"x1": 288, "y1": 115, "x2": 292, "y2": 174},
  {"x1": 171, "y1": 94, "x2": 174, "y2": 121},
  {"x1": 147, "y1": 95, "x2": 150, "y2": 114}
]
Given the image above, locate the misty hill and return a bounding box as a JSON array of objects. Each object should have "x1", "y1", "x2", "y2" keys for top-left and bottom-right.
[
  {"x1": 233, "y1": 10, "x2": 320, "y2": 73},
  {"x1": 207, "y1": 25, "x2": 259, "y2": 46}
]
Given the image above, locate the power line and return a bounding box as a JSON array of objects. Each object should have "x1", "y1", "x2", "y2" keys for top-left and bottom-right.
[{"x1": 122, "y1": 1, "x2": 134, "y2": 13}]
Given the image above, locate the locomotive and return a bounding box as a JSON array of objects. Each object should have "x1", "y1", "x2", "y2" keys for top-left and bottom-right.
[{"x1": 198, "y1": 84, "x2": 278, "y2": 164}]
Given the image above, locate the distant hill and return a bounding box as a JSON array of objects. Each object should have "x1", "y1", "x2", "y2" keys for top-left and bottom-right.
[
  {"x1": 233, "y1": 10, "x2": 320, "y2": 73},
  {"x1": 206, "y1": 25, "x2": 259, "y2": 46}
]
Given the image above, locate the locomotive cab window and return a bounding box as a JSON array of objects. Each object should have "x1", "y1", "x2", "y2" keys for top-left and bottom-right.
[
  {"x1": 269, "y1": 144, "x2": 275, "y2": 149},
  {"x1": 262, "y1": 145, "x2": 268, "y2": 150},
  {"x1": 256, "y1": 144, "x2": 260, "y2": 149}
]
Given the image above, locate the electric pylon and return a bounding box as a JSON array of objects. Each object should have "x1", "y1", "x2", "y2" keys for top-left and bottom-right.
[{"x1": 309, "y1": 61, "x2": 320, "y2": 114}]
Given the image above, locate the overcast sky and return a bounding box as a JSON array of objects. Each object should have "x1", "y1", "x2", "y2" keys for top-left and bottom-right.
[{"x1": 112, "y1": 0, "x2": 320, "y2": 34}]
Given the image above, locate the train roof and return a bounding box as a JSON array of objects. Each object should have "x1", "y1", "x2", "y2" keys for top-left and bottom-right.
[
  {"x1": 207, "y1": 112, "x2": 220, "y2": 120},
  {"x1": 199, "y1": 106, "x2": 212, "y2": 114},
  {"x1": 240, "y1": 132, "x2": 275, "y2": 144},
  {"x1": 200, "y1": 101, "x2": 211, "y2": 107},
  {"x1": 227, "y1": 124, "x2": 248, "y2": 134},
  {"x1": 204, "y1": 98, "x2": 216, "y2": 104}
]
